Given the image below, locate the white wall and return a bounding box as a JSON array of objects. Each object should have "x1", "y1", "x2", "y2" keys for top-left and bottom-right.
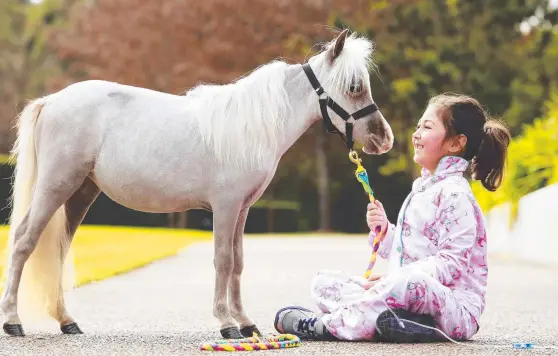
[{"x1": 484, "y1": 183, "x2": 558, "y2": 267}]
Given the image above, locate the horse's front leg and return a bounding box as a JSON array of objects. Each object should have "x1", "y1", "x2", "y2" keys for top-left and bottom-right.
[
  {"x1": 229, "y1": 207, "x2": 260, "y2": 337},
  {"x1": 212, "y1": 202, "x2": 243, "y2": 339}
]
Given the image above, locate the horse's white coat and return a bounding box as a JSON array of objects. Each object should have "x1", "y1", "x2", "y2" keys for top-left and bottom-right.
[{"x1": 0, "y1": 30, "x2": 393, "y2": 335}]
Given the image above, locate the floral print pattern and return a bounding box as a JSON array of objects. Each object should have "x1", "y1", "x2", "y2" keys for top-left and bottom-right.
[{"x1": 312, "y1": 156, "x2": 486, "y2": 341}]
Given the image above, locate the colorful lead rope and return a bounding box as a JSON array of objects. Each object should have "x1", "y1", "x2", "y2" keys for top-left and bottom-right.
[
  {"x1": 348, "y1": 150, "x2": 385, "y2": 279},
  {"x1": 199, "y1": 334, "x2": 301, "y2": 351}
]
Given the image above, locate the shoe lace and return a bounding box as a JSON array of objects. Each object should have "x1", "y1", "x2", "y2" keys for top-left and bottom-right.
[{"x1": 297, "y1": 317, "x2": 317, "y2": 336}]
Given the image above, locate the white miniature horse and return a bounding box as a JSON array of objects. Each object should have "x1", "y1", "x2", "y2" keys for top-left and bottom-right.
[{"x1": 0, "y1": 29, "x2": 393, "y2": 339}]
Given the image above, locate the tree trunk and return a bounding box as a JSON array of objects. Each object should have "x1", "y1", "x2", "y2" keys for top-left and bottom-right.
[
  {"x1": 267, "y1": 189, "x2": 275, "y2": 233},
  {"x1": 315, "y1": 0, "x2": 332, "y2": 232},
  {"x1": 167, "y1": 213, "x2": 176, "y2": 228},
  {"x1": 315, "y1": 126, "x2": 331, "y2": 231},
  {"x1": 178, "y1": 211, "x2": 188, "y2": 229}
]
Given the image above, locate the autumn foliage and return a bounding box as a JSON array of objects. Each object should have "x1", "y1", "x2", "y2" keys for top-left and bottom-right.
[{"x1": 48, "y1": 0, "x2": 373, "y2": 94}]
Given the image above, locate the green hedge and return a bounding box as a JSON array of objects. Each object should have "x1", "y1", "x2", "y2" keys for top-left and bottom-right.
[{"x1": 472, "y1": 93, "x2": 558, "y2": 221}]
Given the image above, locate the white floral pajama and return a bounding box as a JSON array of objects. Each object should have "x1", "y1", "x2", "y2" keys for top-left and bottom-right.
[{"x1": 309, "y1": 157, "x2": 487, "y2": 341}]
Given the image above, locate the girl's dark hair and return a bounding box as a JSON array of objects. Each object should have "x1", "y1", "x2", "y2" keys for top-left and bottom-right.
[{"x1": 429, "y1": 93, "x2": 511, "y2": 192}]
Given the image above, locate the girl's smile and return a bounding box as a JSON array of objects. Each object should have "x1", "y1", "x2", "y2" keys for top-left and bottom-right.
[{"x1": 412, "y1": 105, "x2": 450, "y2": 173}]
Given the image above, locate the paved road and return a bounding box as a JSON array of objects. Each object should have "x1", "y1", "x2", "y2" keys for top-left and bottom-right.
[{"x1": 2, "y1": 236, "x2": 558, "y2": 355}]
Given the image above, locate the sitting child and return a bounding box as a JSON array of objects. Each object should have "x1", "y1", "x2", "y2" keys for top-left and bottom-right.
[{"x1": 274, "y1": 93, "x2": 511, "y2": 342}]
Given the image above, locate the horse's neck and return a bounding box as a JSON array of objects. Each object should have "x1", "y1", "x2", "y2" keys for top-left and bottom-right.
[{"x1": 276, "y1": 65, "x2": 321, "y2": 157}]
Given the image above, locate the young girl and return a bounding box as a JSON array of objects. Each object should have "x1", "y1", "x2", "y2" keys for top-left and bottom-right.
[{"x1": 274, "y1": 93, "x2": 511, "y2": 342}]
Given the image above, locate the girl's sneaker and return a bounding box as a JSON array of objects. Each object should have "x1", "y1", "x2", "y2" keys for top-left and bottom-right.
[
  {"x1": 375, "y1": 308, "x2": 440, "y2": 343},
  {"x1": 273, "y1": 306, "x2": 335, "y2": 341}
]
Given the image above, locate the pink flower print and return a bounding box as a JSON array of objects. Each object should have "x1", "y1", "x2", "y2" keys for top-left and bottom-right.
[
  {"x1": 440, "y1": 253, "x2": 451, "y2": 261},
  {"x1": 432, "y1": 192, "x2": 443, "y2": 207},
  {"x1": 386, "y1": 296, "x2": 406, "y2": 309},
  {"x1": 407, "y1": 282, "x2": 426, "y2": 302},
  {"x1": 423, "y1": 222, "x2": 439, "y2": 244},
  {"x1": 318, "y1": 285, "x2": 342, "y2": 303},
  {"x1": 477, "y1": 233, "x2": 487, "y2": 247},
  {"x1": 401, "y1": 251, "x2": 414, "y2": 262},
  {"x1": 445, "y1": 156, "x2": 461, "y2": 169},
  {"x1": 451, "y1": 326, "x2": 464, "y2": 340},
  {"x1": 478, "y1": 264, "x2": 488, "y2": 276},
  {"x1": 432, "y1": 292, "x2": 443, "y2": 316},
  {"x1": 462, "y1": 248, "x2": 471, "y2": 260},
  {"x1": 451, "y1": 268, "x2": 462, "y2": 281},
  {"x1": 361, "y1": 326, "x2": 375, "y2": 340},
  {"x1": 402, "y1": 220, "x2": 411, "y2": 237},
  {"x1": 443, "y1": 243, "x2": 454, "y2": 250}
]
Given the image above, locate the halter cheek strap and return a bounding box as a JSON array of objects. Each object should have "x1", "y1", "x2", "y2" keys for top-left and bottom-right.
[{"x1": 302, "y1": 63, "x2": 379, "y2": 150}]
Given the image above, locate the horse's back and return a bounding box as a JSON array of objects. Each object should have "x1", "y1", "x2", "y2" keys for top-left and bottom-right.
[
  {"x1": 34, "y1": 79, "x2": 187, "y2": 167},
  {"x1": 38, "y1": 80, "x2": 185, "y2": 132},
  {"x1": 54, "y1": 80, "x2": 179, "y2": 106}
]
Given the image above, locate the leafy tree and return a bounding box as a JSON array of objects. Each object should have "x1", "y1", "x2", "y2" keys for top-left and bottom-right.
[
  {"x1": 4, "y1": 0, "x2": 556, "y2": 231},
  {"x1": 47, "y1": 0, "x2": 375, "y2": 230},
  {"x1": 0, "y1": 0, "x2": 77, "y2": 152},
  {"x1": 349, "y1": 0, "x2": 557, "y2": 181},
  {"x1": 472, "y1": 92, "x2": 558, "y2": 222}
]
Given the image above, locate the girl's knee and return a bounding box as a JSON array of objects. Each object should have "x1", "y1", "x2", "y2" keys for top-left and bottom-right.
[
  {"x1": 436, "y1": 313, "x2": 479, "y2": 341},
  {"x1": 406, "y1": 268, "x2": 436, "y2": 284},
  {"x1": 311, "y1": 270, "x2": 350, "y2": 292},
  {"x1": 311, "y1": 270, "x2": 334, "y2": 295},
  {"x1": 388, "y1": 268, "x2": 435, "y2": 287}
]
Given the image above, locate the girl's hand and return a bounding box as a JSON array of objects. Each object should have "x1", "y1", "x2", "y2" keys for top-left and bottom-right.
[
  {"x1": 361, "y1": 274, "x2": 383, "y2": 290},
  {"x1": 367, "y1": 200, "x2": 387, "y2": 233}
]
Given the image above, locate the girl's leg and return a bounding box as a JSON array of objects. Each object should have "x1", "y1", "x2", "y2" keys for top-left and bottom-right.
[
  {"x1": 311, "y1": 269, "x2": 369, "y2": 314},
  {"x1": 373, "y1": 267, "x2": 479, "y2": 342},
  {"x1": 317, "y1": 268, "x2": 478, "y2": 341},
  {"x1": 274, "y1": 269, "x2": 367, "y2": 340}
]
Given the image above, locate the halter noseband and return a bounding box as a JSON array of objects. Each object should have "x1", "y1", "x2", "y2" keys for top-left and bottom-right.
[{"x1": 302, "y1": 63, "x2": 379, "y2": 150}]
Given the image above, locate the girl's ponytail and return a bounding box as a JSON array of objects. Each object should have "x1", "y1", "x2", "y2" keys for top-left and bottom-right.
[
  {"x1": 429, "y1": 93, "x2": 512, "y2": 192},
  {"x1": 471, "y1": 119, "x2": 511, "y2": 191}
]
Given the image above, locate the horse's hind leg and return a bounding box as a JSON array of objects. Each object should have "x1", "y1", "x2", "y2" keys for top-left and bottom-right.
[
  {"x1": 228, "y1": 207, "x2": 260, "y2": 337},
  {"x1": 1, "y1": 169, "x2": 89, "y2": 336},
  {"x1": 54, "y1": 177, "x2": 100, "y2": 334}
]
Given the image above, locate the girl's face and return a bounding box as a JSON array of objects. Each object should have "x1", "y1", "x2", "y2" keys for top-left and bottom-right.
[{"x1": 412, "y1": 105, "x2": 465, "y2": 173}]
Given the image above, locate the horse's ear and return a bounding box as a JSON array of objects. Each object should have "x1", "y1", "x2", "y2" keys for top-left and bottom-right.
[{"x1": 332, "y1": 29, "x2": 349, "y2": 60}]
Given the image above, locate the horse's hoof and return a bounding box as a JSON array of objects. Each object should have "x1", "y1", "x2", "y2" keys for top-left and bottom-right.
[
  {"x1": 3, "y1": 323, "x2": 25, "y2": 337},
  {"x1": 240, "y1": 325, "x2": 262, "y2": 337},
  {"x1": 220, "y1": 326, "x2": 244, "y2": 339},
  {"x1": 61, "y1": 322, "x2": 83, "y2": 335}
]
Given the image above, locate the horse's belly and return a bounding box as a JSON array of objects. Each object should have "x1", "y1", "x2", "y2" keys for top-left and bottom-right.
[{"x1": 90, "y1": 164, "x2": 208, "y2": 213}]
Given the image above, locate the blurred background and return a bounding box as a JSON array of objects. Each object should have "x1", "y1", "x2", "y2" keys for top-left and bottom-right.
[{"x1": 0, "y1": 0, "x2": 557, "y2": 234}]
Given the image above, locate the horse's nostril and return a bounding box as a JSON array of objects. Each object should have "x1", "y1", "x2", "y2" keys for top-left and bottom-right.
[
  {"x1": 367, "y1": 114, "x2": 387, "y2": 138},
  {"x1": 382, "y1": 142, "x2": 392, "y2": 151}
]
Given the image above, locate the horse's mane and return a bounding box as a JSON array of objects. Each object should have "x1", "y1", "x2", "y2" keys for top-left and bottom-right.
[
  {"x1": 324, "y1": 33, "x2": 375, "y2": 97},
  {"x1": 184, "y1": 32, "x2": 374, "y2": 170}
]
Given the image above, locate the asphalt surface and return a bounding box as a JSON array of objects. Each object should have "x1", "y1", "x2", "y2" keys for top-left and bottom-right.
[{"x1": 1, "y1": 236, "x2": 557, "y2": 355}]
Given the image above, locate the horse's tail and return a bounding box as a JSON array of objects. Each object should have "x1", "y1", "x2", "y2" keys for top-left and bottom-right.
[{"x1": 3, "y1": 96, "x2": 75, "y2": 321}]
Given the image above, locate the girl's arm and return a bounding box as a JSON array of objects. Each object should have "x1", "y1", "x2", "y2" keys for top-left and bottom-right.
[
  {"x1": 410, "y1": 191, "x2": 478, "y2": 285},
  {"x1": 368, "y1": 222, "x2": 396, "y2": 259}
]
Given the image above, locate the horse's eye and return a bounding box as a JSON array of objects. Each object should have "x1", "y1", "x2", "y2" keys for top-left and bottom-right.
[{"x1": 349, "y1": 82, "x2": 362, "y2": 94}]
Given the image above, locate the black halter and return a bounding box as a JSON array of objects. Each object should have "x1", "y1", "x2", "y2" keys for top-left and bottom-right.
[{"x1": 302, "y1": 63, "x2": 379, "y2": 150}]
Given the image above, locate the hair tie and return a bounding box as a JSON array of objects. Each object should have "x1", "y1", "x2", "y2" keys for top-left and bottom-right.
[{"x1": 470, "y1": 126, "x2": 488, "y2": 160}]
